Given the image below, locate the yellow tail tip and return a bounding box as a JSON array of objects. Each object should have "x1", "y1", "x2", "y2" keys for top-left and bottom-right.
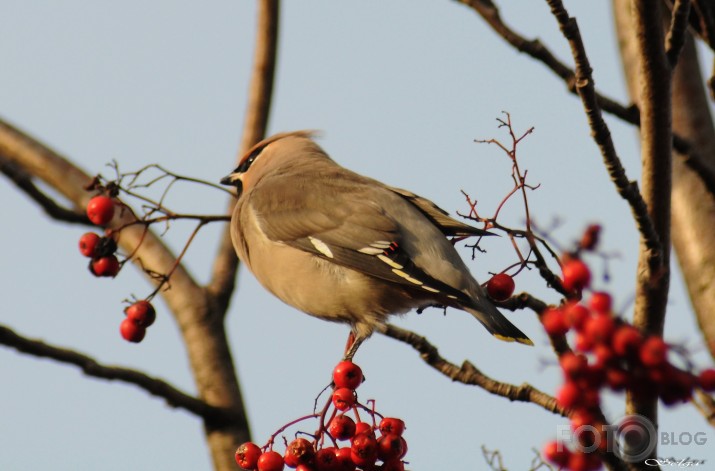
[{"x1": 493, "y1": 334, "x2": 534, "y2": 346}]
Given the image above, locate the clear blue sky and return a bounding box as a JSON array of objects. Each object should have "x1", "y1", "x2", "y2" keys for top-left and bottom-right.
[{"x1": 1, "y1": 1, "x2": 713, "y2": 470}]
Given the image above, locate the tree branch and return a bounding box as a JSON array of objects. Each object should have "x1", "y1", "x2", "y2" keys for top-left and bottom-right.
[
  {"x1": 627, "y1": 1, "x2": 673, "y2": 462},
  {"x1": 544, "y1": 0, "x2": 664, "y2": 268},
  {"x1": 0, "y1": 114, "x2": 249, "y2": 471},
  {"x1": 0, "y1": 157, "x2": 91, "y2": 225},
  {"x1": 665, "y1": 0, "x2": 692, "y2": 68},
  {"x1": 455, "y1": 0, "x2": 715, "y2": 199},
  {"x1": 381, "y1": 323, "x2": 628, "y2": 471},
  {"x1": 381, "y1": 323, "x2": 563, "y2": 413},
  {"x1": 0, "y1": 324, "x2": 238, "y2": 426},
  {"x1": 207, "y1": 0, "x2": 280, "y2": 314}
]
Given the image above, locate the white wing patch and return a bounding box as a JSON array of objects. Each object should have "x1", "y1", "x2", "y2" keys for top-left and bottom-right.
[
  {"x1": 356, "y1": 239, "x2": 449, "y2": 297},
  {"x1": 358, "y1": 247, "x2": 384, "y2": 255},
  {"x1": 392, "y1": 269, "x2": 423, "y2": 285},
  {"x1": 358, "y1": 241, "x2": 393, "y2": 255},
  {"x1": 309, "y1": 236, "x2": 334, "y2": 258},
  {"x1": 377, "y1": 254, "x2": 404, "y2": 269}
]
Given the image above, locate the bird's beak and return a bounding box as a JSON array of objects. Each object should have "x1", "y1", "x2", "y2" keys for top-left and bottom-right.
[
  {"x1": 220, "y1": 173, "x2": 240, "y2": 186},
  {"x1": 220, "y1": 173, "x2": 244, "y2": 197}
]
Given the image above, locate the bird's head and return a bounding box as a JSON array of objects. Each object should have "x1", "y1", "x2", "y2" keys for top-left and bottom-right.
[{"x1": 220, "y1": 130, "x2": 323, "y2": 196}]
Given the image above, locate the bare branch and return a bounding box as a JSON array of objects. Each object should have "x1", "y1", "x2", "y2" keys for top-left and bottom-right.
[
  {"x1": 456, "y1": 0, "x2": 715, "y2": 200},
  {"x1": 544, "y1": 0, "x2": 664, "y2": 269},
  {"x1": 685, "y1": 0, "x2": 715, "y2": 50},
  {"x1": 692, "y1": 389, "x2": 715, "y2": 427},
  {"x1": 665, "y1": 0, "x2": 692, "y2": 67},
  {"x1": 208, "y1": 0, "x2": 281, "y2": 313},
  {"x1": 381, "y1": 323, "x2": 563, "y2": 412},
  {"x1": 626, "y1": 2, "x2": 673, "y2": 460},
  {"x1": 630, "y1": 0, "x2": 673, "y2": 335},
  {"x1": 381, "y1": 323, "x2": 628, "y2": 470},
  {"x1": 0, "y1": 112, "x2": 250, "y2": 471},
  {"x1": 0, "y1": 157, "x2": 91, "y2": 225},
  {"x1": 0, "y1": 324, "x2": 239, "y2": 426}
]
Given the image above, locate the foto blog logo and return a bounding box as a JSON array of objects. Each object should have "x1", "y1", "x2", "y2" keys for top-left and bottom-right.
[{"x1": 556, "y1": 414, "x2": 708, "y2": 462}]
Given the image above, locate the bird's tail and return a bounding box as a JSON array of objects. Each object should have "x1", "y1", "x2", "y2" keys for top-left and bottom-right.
[{"x1": 464, "y1": 300, "x2": 533, "y2": 346}]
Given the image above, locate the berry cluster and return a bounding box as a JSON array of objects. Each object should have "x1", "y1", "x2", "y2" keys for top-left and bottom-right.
[
  {"x1": 540, "y1": 257, "x2": 715, "y2": 470},
  {"x1": 78, "y1": 193, "x2": 158, "y2": 343},
  {"x1": 235, "y1": 361, "x2": 408, "y2": 471},
  {"x1": 120, "y1": 300, "x2": 156, "y2": 343},
  {"x1": 80, "y1": 195, "x2": 121, "y2": 277}
]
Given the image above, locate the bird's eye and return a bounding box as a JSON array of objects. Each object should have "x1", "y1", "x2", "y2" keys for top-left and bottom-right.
[{"x1": 237, "y1": 145, "x2": 266, "y2": 173}]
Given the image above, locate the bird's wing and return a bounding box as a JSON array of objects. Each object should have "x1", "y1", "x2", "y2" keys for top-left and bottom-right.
[
  {"x1": 385, "y1": 186, "x2": 492, "y2": 237},
  {"x1": 247, "y1": 172, "x2": 473, "y2": 304}
]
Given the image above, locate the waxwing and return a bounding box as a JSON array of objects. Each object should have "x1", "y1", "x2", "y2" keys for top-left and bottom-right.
[{"x1": 221, "y1": 131, "x2": 532, "y2": 357}]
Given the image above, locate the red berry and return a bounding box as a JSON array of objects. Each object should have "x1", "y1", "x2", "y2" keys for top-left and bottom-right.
[
  {"x1": 125, "y1": 300, "x2": 156, "y2": 327},
  {"x1": 556, "y1": 381, "x2": 580, "y2": 409},
  {"x1": 332, "y1": 361, "x2": 364, "y2": 390},
  {"x1": 284, "y1": 438, "x2": 314, "y2": 467},
  {"x1": 568, "y1": 450, "x2": 601, "y2": 471},
  {"x1": 376, "y1": 434, "x2": 405, "y2": 461},
  {"x1": 378, "y1": 417, "x2": 405, "y2": 437},
  {"x1": 380, "y1": 459, "x2": 405, "y2": 471},
  {"x1": 350, "y1": 433, "x2": 377, "y2": 467},
  {"x1": 580, "y1": 224, "x2": 601, "y2": 251},
  {"x1": 332, "y1": 387, "x2": 357, "y2": 411},
  {"x1": 334, "y1": 448, "x2": 355, "y2": 471},
  {"x1": 542, "y1": 308, "x2": 569, "y2": 336},
  {"x1": 79, "y1": 232, "x2": 101, "y2": 257},
  {"x1": 563, "y1": 302, "x2": 590, "y2": 331},
  {"x1": 560, "y1": 352, "x2": 588, "y2": 381},
  {"x1": 486, "y1": 273, "x2": 515, "y2": 301},
  {"x1": 579, "y1": 382, "x2": 602, "y2": 409},
  {"x1": 86, "y1": 195, "x2": 115, "y2": 226},
  {"x1": 353, "y1": 422, "x2": 373, "y2": 437},
  {"x1": 698, "y1": 368, "x2": 715, "y2": 392},
  {"x1": 611, "y1": 325, "x2": 642, "y2": 357},
  {"x1": 584, "y1": 313, "x2": 615, "y2": 345},
  {"x1": 590, "y1": 345, "x2": 612, "y2": 369},
  {"x1": 236, "y1": 442, "x2": 262, "y2": 470},
  {"x1": 569, "y1": 409, "x2": 595, "y2": 432},
  {"x1": 329, "y1": 414, "x2": 357, "y2": 441},
  {"x1": 660, "y1": 366, "x2": 695, "y2": 406},
  {"x1": 257, "y1": 451, "x2": 285, "y2": 471},
  {"x1": 561, "y1": 259, "x2": 591, "y2": 291},
  {"x1": 542, "y1": 440, "x2": 571, "y2": 467},
  {"x1": 91, "y1": 255, "x2": 120, "y2": 277},
  {"x1": 574, "y1": 331, "x2": 595, "y2": 352},
  {"x1": 120, "y1": 318, "x2": 146, "y2": 343},
  {"x1": 606, "y1": 366, "x2": 630, "y2": 391},
  {"x1": 314, "y1": 447, "x2": 339, "y2": 471},
  {"x1": 589, "y1": 291, "x2": 612, "y2": 313},
  {"x1": 640, "y1": 337, "x2": 668, "y2": 367}
]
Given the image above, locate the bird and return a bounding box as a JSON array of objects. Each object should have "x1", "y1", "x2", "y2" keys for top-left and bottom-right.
[{"x1": 220, "y1": 131, "x2": 532, "y2": 358}]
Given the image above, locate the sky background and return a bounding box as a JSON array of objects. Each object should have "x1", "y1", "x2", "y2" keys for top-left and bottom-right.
[{"x1": 1, "y1": 1, "x2": 714, "y2": 470}]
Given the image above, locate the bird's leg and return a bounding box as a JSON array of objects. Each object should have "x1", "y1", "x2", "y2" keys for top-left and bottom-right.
[{"x1": 343, "y1": 331, "x2": 365, "y2": 361}]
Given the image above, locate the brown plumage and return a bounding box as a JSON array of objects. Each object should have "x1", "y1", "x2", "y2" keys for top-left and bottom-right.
[{"x1": 221, "y1": 131, "x2": 532, "y2": 357}]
